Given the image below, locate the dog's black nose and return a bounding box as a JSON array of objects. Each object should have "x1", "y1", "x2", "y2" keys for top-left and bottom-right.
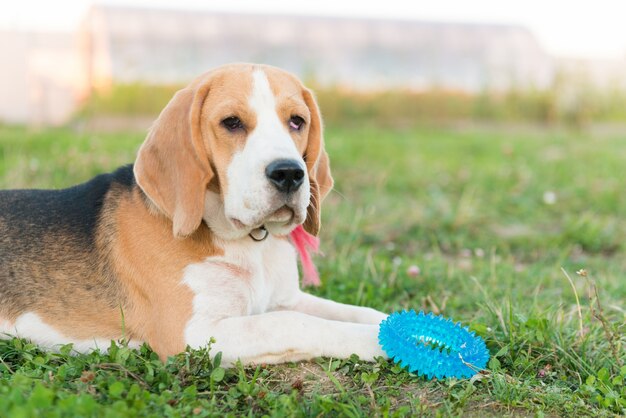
[{"x1": 265, "y1": 159, "x2": 305, "y2": 194}]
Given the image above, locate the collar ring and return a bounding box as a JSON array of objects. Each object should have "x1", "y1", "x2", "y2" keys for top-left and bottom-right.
[{"x1": 249, "y1": 226, "x2": 268, "y2": 242}]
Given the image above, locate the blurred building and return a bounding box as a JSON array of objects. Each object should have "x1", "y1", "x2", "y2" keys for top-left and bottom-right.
[
  {"x1": 0, "y1": 30, "x2": 87, "y2": 125},
  {"x1": 2, "y1": 5, "x2": 624, "y2": 125},
  {"x1": 83, "y1": 6, "x2": 553, "y2": 91}
]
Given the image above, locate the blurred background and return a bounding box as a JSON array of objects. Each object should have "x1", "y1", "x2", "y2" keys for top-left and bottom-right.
[
  {"x1": 1, "y1": 0, "x2": 626, "y2": 128},
  {"x1": 2, "y1": 0, "x2": 626, "y2": 266},
  {"x1": 1, "y1": 5, "x2": 626, "y2": 411}
]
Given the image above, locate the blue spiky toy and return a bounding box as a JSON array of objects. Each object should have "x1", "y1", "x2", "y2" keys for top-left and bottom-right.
[{"x1": 378, "y1": 310, "x2": 490, "y2": 379}]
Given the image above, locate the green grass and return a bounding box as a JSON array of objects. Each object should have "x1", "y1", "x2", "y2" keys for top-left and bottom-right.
[
  {"x1": 78, "y1": 79, "x2": 626, "y2": 128},
  {"x1": 1, "y1": 122, "x2": 625, "y2": 416}
]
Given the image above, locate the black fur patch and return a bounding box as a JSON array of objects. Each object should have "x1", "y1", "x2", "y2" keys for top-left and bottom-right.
[{"x1": 0, "y1": 165, "x2": 136, "y2": 318}]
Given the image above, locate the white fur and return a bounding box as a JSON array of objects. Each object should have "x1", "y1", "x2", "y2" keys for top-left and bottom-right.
[
  {"x1": 182, "y1": 234, "x2": 298, "y2": 349},
  {"x1": 0, "y1": 312, "x2": 140, "y2": 353},
  {"x1": 222, "y1": 69, "x2": 310, "y2": 238},
  {"x1": 203, "y1": 190, "x2": 242, "y2": 240},
  {"x1": 181, "y1": 233, "x2": 387, "y2": 366}
]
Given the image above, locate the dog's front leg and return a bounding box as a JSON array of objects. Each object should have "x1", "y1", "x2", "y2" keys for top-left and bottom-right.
[
  {"x1": 277, "y1": 292, "x2": 388, "y2": 325},
  {"x1": 192, "y1": 311, "x2": 385, "y2": 366}
]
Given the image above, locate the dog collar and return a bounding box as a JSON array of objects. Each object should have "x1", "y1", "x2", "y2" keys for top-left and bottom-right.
[{"x1": 249, "y1": 226, "x2": 268, "y2": 242}]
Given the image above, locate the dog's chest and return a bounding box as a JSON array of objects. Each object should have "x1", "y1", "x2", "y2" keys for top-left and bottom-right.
[{"x1": 182, "y1": 236, "x2": 299, "y2": 319}]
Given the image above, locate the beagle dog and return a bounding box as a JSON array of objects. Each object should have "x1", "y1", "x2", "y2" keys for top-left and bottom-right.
[{"x1": 0, "y1": 63, "x2": 387, "y2": 365}]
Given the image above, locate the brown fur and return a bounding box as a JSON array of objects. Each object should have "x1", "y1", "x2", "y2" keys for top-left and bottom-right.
[{"x1": 110, "y1": 188, "x2": 221, "y2": 357}]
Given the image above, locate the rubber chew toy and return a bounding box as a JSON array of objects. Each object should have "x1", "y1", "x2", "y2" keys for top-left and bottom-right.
[{"x1": 378, "y1": 310, "x2": 490, "y2": 379}]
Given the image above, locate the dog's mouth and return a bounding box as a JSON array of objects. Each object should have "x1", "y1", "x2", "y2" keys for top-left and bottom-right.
[
  {"x1": 229, "y1": 205, "x2": 295, "y2": 231},
  {"x1": 265, "y1": 206, "x2": 294, "y2": 224}
]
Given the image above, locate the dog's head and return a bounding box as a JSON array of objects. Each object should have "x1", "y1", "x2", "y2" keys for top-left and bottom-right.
[{"x1": 134, "y1": 63, "x2": 333, "y2": 240}]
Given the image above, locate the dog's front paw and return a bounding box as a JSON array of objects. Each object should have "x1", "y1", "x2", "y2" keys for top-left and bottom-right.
[
  {"x1": 332, "y1": 323, "x2": 387, "y2": 361},
  {"x1": 359, "y1": 308, "x2": 389, "y2": 325}
]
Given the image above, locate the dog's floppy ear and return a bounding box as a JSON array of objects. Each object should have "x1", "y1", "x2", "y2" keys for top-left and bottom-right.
[
  {"x1": 302, "y1": 87, "x2": 334, "y2": 236},
  {"x1": 134, "y1": 79, "x2": 213, "y2": 238}
]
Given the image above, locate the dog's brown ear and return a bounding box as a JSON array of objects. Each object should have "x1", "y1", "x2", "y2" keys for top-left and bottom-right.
[
  {"x1": 134, "y1": 80, "x2": 213, "y2": 238},
  {"x1": 301, "y1": 87, "x2": 334, "y2": 236}
]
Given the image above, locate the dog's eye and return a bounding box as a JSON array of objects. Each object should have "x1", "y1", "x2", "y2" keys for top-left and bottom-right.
[
  {"x1": 222, "y1": 116, "x2": 244, "y2": 132},
  {"x1": 289, "y1": 116, "x2": 305, "y2": 131}
]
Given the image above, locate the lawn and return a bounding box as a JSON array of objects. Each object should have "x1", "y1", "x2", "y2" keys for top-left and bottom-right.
[{"x1": 0, "y1": 122, "x2": 625, "y2": 416}]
